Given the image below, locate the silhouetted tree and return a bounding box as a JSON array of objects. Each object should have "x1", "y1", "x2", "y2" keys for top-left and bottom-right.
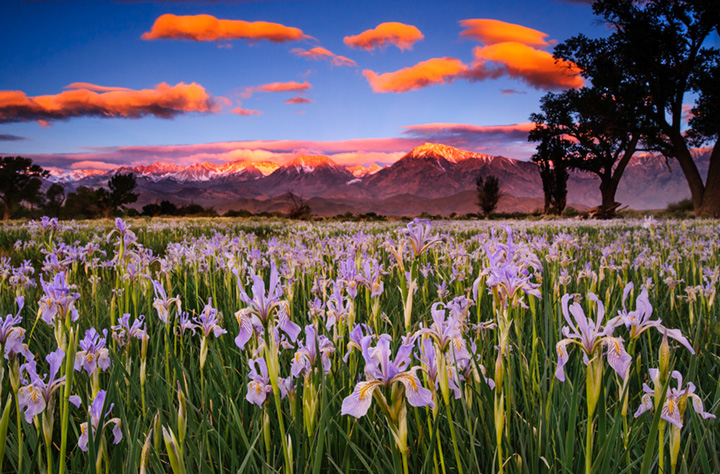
[
  {"x1": 0, "y1": 156, "x2": 48, "y2": 220},
  {"x1": 142, "y1": 203, "x2": 162, "y2": 217},
  {"x1": 43, "y1": 183, "x2": 66, "y2": 217},
  {"x1": 287, "y1": 192, "x2": 311, "y2": 219},
  {"x1": 529, "y1": 86, "x2": 653, "y2": 217},
  {"x1": 563, "y1": 0, "x2": 720, "y2": 216},
  {"x1": 108, "y1": 173, "x2": 139, "y2": 211},
  {"x1": 528, "y1": 129, "x2": 570, "y2": 215},
  {"x1": 475, "y1": 174, "x2": 503, "y2": 217},
  {"x1": 64, "y1": 186, "x2": 107, "y2": 219},
  {"x1": 159, "y1": 200, "x2": 177, "y2": 216}
]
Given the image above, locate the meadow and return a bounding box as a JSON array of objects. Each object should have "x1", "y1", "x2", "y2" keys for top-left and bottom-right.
[{"x1": 0, "y1": 216, "x2": 717, "y2": 474}]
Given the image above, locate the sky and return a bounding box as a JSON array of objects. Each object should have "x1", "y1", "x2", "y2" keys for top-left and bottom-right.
[{"x1": 0, "y1": 0, "x2": 608, "y2": 171}]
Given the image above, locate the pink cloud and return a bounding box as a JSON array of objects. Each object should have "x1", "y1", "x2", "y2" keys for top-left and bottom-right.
[
  {"x1": 344, "y1": 22, "x2": 424, "y2": 51},
  {"x1": 232, "y1": 107, "x2": 262, "y2": 116},
  {"x1": 363, "y1": 58, "x2": 468, "y2": 93},
  {"x1": 27, "y1": 122, "x2": 541, "y2": 171},
  {"x1": 292, "y1": 47, "x2": 357, "y2": 67},
  {"x1": 284, "y1": 97, "x2": 313, "y2": 104},
  {"x1": 141, "y1": 14, "x2": 309, "y2": 43}
]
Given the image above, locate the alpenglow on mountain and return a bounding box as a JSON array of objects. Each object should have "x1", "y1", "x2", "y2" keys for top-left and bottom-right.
[{"x1": 48, "y1": 143, "x2": 706, "y2": 215}]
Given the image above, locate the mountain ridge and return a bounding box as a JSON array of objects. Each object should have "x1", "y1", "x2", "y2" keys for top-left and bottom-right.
[{"x1": 46, "y1": 143, "x2": 708, "y2": 215}]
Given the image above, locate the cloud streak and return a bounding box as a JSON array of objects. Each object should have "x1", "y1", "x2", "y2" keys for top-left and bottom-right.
[
  {"x1": 0, "y1": 82, "x2": 221, "y2": 124},
  {"x1": 363, "y1": 58, "x2": 468, "y2": 93},
  {"x1": 141, "y1": 14, "x2": 309, "y2": 43},
  {"x1": 284, "y1": 97, "x2": 313, "y2": 104},
  {"x1": 27, "y1": 122, "x2": 536, "y2": 171},
  {"x1": 0, "y1": 133, "x2": 26, "y2": 141},
  {"x1": 459, "y1": 19, "x2": 549, "y2": 46},
  {"x1": 292, "y1": 47, "x2": 357, "y2": 67},
  {"x1": 344, "y1": 22, "x2": 424, "y2": 51}
]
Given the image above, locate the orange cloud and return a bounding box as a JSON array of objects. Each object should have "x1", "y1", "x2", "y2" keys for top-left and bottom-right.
[
  {"x1": 0, "y1": 82, "x2": 220, "y2": 123},
  {"x1": 232, "y1": 107, "x2": 262, "y2": 116},
  {"x1": 363, "y1": 58, "x2": 467, "y2": 93},
  {"x1": 459, "y1": 19, "x2": 549, "y2": 46},
  {"x1": 284, "y1": 97, "x2": 313, "y2": 104},
  {"x1": 467, "y1": 43, "x2": 584, "y2": 90},
  {"x1": 141, "y1": 14, "x2": 308, "y2": 43},
  {"x1": 344, "y1": 22, "x2": 424, "y2": 51},
  {"x1": 292, "y1": 47, "x2": 357, "y2": 67}
]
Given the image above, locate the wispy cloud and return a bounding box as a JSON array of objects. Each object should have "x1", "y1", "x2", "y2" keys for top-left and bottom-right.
[
  {"x1": 292, "y1": 47, "x2": 357, "y2": 67},
  {"x1": 231, "y1": 107, "x2": 262, "y2": 116},
  {"x1": 363, "y1": 57, "x2": 468, "y2": 93},
  {"x1": 344, "y1": 22, "x2": 424, "y2": 51},
  {"x1": 141, "y1": 14, "x2": 309, "y2": 43},
  {"x1": 0, "y1": 133, "x2": 26, "y2": 141},
  {"x1": 27, "y1": 121, "x2": 537, "y2": 171},
  {"x1": 284, "y1": 97, "x2": 313, "y2": 104},
  {"x1": 0, "y1": 82, "x2": 221, "y2": 124},
  {"x1": 402, "y1": 122, "x2": 535, "y2": 156}
]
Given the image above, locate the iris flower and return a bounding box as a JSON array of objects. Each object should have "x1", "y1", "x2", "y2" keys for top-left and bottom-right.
[
  {"x1": 555, "y1": 293, "x2": 631, "y2": 382},
  {"x1": 341, "y1": 335, "x2": 434, "y2": 418},
  {"x1": 635, "y1": 369, "x2": 715, "y2": 428},
  {"x1": 1, "y1": 296, "x2": 32, "y2": 360},
  {"x1": 78, "y1": 390, "x2": 123, "y2": 452},
  {"x1": 38, "y1": 272, "x2": 80, "y2": 326},
  {"x1": 291, "y1": 325, "x2": 334, "y2": 377},
  {"x1": 18, "y1": 349, "x2": 80, "y2": 423},
  {"x1": 74, "y1": 328, "x2": 111, "y2": 375}
]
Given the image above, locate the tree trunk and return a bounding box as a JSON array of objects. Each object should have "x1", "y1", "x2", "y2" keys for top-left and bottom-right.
[
  {"x1": 667, "y1": 129, "x2": 706, "y2": 215},
  {"x1": 1, "y1": 198, "x2": 9, "y2": 221},
  {"x1": 599, "y1": 177, "x2": 619, "y2": 217},
  {"x1": 700, "y1": 143, "x2": 720, "y2": 217}
]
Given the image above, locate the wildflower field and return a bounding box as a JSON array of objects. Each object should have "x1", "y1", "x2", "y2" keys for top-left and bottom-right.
[{"x1": 0, "y1": 216, "x2": 718, "y2": 474}]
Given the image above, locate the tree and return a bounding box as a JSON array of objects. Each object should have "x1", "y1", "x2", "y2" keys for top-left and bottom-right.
[
  {"x1": 43, "y1": 183, "x2": 66, "y2": 217},
  {"x1": 108, "y1": 173, "x2": 139, "y2": 211},
  {"x1": 64, "y1": 186, "x2": 107, "y2": 219},
  {"x1": 0, "y1": 156, "x2": 48, "y2": 220},
  {"x1": 529, "y1": 86, "x2": 653, "y2": 217},
  {"x1": 565, "y1": 0, "x2": 720, "y2": 216},
  {"x1": 528, "y1": 129, "x2": 570, "y2": 215},
  {"x1": 287, "y1": 192, "x2": 311, "y2": 220},
  {"x1": 475, "y1": 174, "x2": 503, "y2": 217}
]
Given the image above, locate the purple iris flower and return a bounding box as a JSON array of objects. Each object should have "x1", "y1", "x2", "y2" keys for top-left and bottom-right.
[
  {"x1": 78, "y1": 390, "x2": 123, "y2": 452},
  {"x1": 291, "y1": 325, "x2": 335, "y2": 377},
  {"x1": 416, "y1": 303, "x2": 470, "y2": 361},
  {"x1": 193, "y1": 298, "x2": 227, "y2": 339},
  {"x1": 74, "y1": 328, "x2": 111, "y2": 375},
  {"x1": 18, "y1": 349, "x2": 80, "y2": 423},
  {"x1": 338, "y1": 258, "x2": 361, "y2": 299},
  {"x1": 1, "y1": 296, "x2": 32, "y2": 360},
  {"x1": 343, "y1": 323, "x2": 374, "y2": 362},
  {"x1": 245, "y1": 357, "x2": 273, "y2": 407},
  {"x1": 111, "y1": 314, "x2": 147, "y2": 348},
  {"x1": 151, "y1": 280, "x2": 179, "y2": 324},
  {"x1": 360, "y1": 260, "x2": 385, "y2": 298},
  {"x1": 238, "y1": 261, "x2": 285, "y2": 324},
  {"x1": 415, "y1": 338, "x2": 439, "y2": 388},
  {"x1": 635, "y1": 369, "x2": 716, "y2": 428},
  {"x1": 555, "y1": 293, "x2": 632, "y2": 382},
  {"x1": 325, "y1": 282, "x2": 350, "y2": 330},
  {"x1": 38, "y1": 272, "x2": 80, "y2": 326},
  {"x1": 609, "y1": 283, "x2": 694, "y2": 353},
  {"x1": 402, "y1": 218, "x2": 443, "y2": 258},
  {"x1": 341, "y1": 334, "x2": 434, "y2": 418}
]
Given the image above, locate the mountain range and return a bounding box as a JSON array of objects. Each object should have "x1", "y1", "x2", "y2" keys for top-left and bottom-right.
[{"x1": 48, "y1": 143, "x2": 708, "y2": 216}]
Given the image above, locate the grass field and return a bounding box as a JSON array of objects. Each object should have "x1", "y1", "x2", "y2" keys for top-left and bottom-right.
[{"x1": 0, "y1": 216, "x2": 718, "y2": 474}]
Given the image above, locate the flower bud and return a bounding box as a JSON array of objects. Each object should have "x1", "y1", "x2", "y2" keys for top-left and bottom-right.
[
  {"x1": 177, "y1": 383, "x2": 187, "y2": 446},
  {"x1": 659, "y1": 332, "x2": 670, "y2": 383}
]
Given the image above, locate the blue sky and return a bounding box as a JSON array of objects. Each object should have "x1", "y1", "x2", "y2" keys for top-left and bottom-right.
[{"x1": 0, "y1": 0, "x2": 609, "y2": 169}]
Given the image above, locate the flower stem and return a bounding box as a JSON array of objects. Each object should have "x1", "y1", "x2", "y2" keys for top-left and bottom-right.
[
  {"x1": 585, "y1": 416, "x2": 594, "y2": 474},
  {"x1": 445, "y1": 402, "x2": 463, "y2": 474},
  {"x1": 58, "y1": 329, "x2": 77, "y2": 474}
]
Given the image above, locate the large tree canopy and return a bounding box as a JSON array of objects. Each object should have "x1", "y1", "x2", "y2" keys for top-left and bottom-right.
[{"x1": 559, "y1": 0, "x2": 720, "y2": 216}]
